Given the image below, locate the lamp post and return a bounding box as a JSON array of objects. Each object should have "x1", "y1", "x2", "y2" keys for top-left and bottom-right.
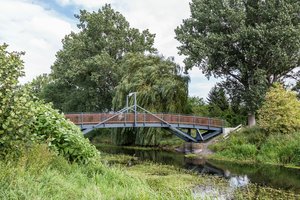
[{"x1": 127, "y1": 92, "x2": 137, "y2": 127}]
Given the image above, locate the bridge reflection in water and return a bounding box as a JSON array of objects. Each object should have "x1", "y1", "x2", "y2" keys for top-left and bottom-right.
[{"x1": 65, "y1": 104, "x2": 224, "y2": 143}]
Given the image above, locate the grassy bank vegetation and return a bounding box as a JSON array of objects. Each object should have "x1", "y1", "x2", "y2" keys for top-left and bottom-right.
[
  {"x1": 0, "y1": 145, "x2": 194, "y2": 199},
  {"x1": 1, "y1": 144, "x2": 299, "y2": 199},
  {"x1": 210, "y1": 127, "x2": 300, "y2": 166}
]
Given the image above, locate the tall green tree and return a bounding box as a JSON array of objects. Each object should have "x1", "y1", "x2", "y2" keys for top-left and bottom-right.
[
  {"x1": 187, "y1": 96, "x2": 209, "y2": 116},
  {"x1": 48, "y1": 4, "x2": 156, "y2": 112},
  {"x1": 112, "y1": 53, "x2": 189, "y2": 146},
  {"x1": 176, "y1": 0, "x2": 300, "y2": 126},
  {"x1": 27, "y1": 73, "x2": 51, "y2": 98},
  {"x1": 207, "y1": 86, "x2": 229, "y2": 114},
  {"x1": 206, "y1": 85, "x2": 246, "y2": 126}
]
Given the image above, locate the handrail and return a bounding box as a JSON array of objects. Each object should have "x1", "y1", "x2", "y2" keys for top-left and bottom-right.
[
  {"x1": 65, "y1": 112, "x2": 223, "y2": 128},
  {"x1": 93, "y1": 106, "x2": 133, "y2": 128}
]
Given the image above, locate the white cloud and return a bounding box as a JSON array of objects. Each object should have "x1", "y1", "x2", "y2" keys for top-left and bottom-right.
[
  {"x1": 56, "y1": 0, "x2": 112, "y2": 9},
  {"x1": 188, "y1": 67, "x2": 219, "y2": 99},
  {"x1": 115, "y1": 0, "x2": 190, "y2": 62},
  {"x1": 0, "y1": 0, "x2": 73, "y2": 83}
]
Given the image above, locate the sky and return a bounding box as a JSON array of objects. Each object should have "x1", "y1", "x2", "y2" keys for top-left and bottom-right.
[{"x1": 0, "y1": 0, "x2": 218, "y2": 99}]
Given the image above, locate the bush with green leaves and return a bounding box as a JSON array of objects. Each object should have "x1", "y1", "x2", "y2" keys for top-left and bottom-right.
[
  {"x1": 0, "y1": 44, "x2": 98, "y2": 163},
  {"x1": 0, "y1": 44, "x2": 35, "y2": 157},
  {"x1": 32, "y1": 101, "x2": 99, "y2": 163},
  {"x1": 258, "y1": 83, "x2": 300, "y2": 134}
]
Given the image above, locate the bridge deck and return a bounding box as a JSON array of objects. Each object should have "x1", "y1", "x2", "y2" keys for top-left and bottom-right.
[
  {"x1": 65, "y1": 113, "x2": 223, "y2": 128},
  {"x1": 65, "y1": 112, "x2": 224, "y2": 143}
]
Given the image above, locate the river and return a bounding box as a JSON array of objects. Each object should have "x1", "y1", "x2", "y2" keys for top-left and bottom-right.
[{"x1": 97, "y1": 144, "x2": 300, "y2": 193}]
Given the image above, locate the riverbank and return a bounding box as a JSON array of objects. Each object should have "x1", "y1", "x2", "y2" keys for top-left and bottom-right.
[{"x1": 208, "y1": 127, "x2": 300, "y2": 168}]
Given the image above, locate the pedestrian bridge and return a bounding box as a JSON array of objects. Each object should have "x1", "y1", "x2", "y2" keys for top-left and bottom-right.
[{"x1": 65, "y1": 104, "x2": 224, "y2": 143}]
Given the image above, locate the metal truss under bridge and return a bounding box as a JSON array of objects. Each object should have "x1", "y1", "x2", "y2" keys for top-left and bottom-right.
[{"x1": 65, "y1": 104, "x2": 224, "y2": 143}]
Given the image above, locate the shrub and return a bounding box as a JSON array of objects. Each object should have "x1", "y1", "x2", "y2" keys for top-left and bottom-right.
[
  {"x1": 32, "y1": 102, "x2": 99, "y2": 163},
  {"x1": 0, "y1": 44, "x2": 37, "y2": 157},
  {"x1": 0, "y1": 44, "x2": 98, "y2": 163},
  {"x1": 258, "y1": 83, "x2": 300, "y2": 134}
]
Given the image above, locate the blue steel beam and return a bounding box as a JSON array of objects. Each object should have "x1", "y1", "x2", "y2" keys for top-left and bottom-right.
[
  {"x1": 79, "y1": 120, "x2": 222, "y2": 142},
  {"x1": 69, "y1": 104, "x2": 223, "y2": 142}
]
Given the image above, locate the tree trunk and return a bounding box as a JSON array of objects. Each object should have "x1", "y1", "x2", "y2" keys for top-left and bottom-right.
[{"x1": 248, "y1": 113, "x2": 256, "y2": 127}]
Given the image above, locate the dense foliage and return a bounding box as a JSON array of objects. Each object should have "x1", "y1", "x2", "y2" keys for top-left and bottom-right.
[
  {"x1": 258, "y1": 83, "x2": 300, "y2": 134},
  {"x1": 28, "y1": 73, "x2": 51, "y2": 100},
  {"x1": 176, "y1": 0, "x2": 300, "y2": 125},
  {"x1": 186, "y1": 86, "x2": 247, "y2": 127},
  {"x1": 292, "y1": 81, "x2": 300, "y2": 99},
  {"x1": 211, "y1": 127, "x2": 300, "y2": 166},
  {"x1": 113, "y1": 54, "x2": 189, "y2": 112},
  {"x1": 31, "y1": 102, "x2": 99, "y2": 163},
  {"x1": 187, "y1": 96, "x2": 209, "y2": 116},
  {"x1": 207, "y1": 86, "x2": 229, "y2": 114},
  {"x1": 0, "y1": 44, "x2": 98, "y2": 163},
  {"x1": 46, "y1": 5, "x2": 156, "y2": 112},
  {"x1": 112, "y1": 54, "x2": 189, "y2": 146},
  {"x1": 206, "y1": 86, "x2": 246, "y2": 126},
  {"x1": 0, "y1": 44, "x2": 35, "y2": 156}
]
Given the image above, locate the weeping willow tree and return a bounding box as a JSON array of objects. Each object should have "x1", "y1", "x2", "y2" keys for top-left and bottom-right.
[{"x1": 112, "y1": 53, "x2": 189, "y2": 146}]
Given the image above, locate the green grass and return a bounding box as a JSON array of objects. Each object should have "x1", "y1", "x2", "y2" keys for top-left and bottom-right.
[
  {"x1": 0, "y1": 144, "x2": 299, "y2": 199},
  {"x1": 0, "y1": 145, "x2": 198, "y2": 199},
  {"x1": 209, "y1": 127, "x2": 300, "y2": 167}
]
